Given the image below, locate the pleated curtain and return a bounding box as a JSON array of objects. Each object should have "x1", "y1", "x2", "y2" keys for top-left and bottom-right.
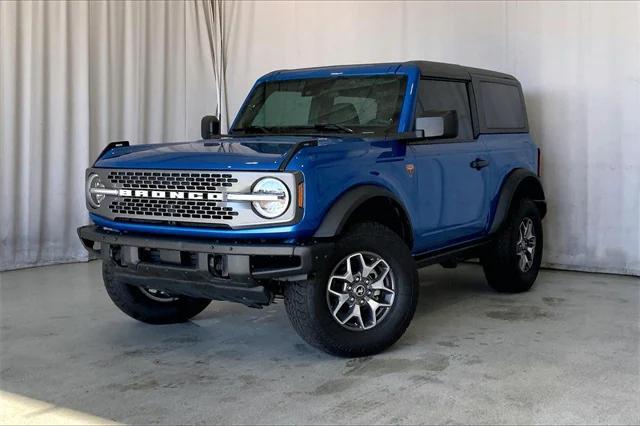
[{"x1": 1, "y1": 1, "x2": 639, "y2": 276}]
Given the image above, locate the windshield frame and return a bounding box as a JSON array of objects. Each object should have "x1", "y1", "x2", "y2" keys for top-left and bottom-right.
[{"x1": 230, "y1": 74, "x2": 410, "y2": 137}]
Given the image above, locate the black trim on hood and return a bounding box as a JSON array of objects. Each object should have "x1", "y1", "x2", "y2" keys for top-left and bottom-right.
[
  {"x1": 94, "y1": 141, "x2": 130, "y2": 166},
  {"x1": 278, "y1": 139, "x2": 318, "y2": 171}
]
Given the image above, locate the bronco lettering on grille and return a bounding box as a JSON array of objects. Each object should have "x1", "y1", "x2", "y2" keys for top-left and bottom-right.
[{"x1": 120, "y1": 189, "x2": 222, "y2": 201}]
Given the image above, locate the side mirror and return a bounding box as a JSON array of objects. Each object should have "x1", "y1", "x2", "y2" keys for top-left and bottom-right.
[
  {"x1": 201, "y1": 115, "x2": 221, "y2": 139},
  {"x1": 416, "y1": 110, "x2": 458, "y2": 139}
]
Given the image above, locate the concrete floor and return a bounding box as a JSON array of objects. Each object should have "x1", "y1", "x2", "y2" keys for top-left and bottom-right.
[{"x1": 1, "y1": 261, "x2": 638, "y2": 425}]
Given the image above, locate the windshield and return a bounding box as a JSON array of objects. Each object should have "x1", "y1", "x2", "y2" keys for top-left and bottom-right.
[{"x1": 232, "y1": 76, "x2": 407, "y2": 135}]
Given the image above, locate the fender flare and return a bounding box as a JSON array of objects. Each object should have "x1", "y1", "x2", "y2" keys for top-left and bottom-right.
[
  {"x1": 489, "y1": 169, "x2": 547, "y2": 234},
  {"x1": 313, "y1": 185, "x2": 413, "y2": 240}
]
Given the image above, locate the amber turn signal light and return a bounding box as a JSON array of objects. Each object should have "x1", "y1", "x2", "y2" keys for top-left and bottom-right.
[{"x1": 297, "y1": 182, "x2": 304, "y2": 208}]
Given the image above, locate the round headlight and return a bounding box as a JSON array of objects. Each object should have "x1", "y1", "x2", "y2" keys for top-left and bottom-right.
[
  {"x1": 251, "y1": 177, "x2": 290, "y2": 218},
  {"x1": 86, "y1": 174, "x2": 105, "y2": 208}
]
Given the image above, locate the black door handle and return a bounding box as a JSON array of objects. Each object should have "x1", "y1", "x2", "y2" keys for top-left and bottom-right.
[{"x1": 470, "y1": 158, "x2": 490, "y2": 170}]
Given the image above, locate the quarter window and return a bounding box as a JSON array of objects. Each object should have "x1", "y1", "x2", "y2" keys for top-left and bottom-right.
[
  {"x1": 478, "y1": 82, "x2": 526, "y2": 130},
  {"x1": 416, "y1": 79, "x2": 473, "y2": 140}
]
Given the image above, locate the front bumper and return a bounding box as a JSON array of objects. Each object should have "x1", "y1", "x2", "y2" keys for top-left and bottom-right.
[{"x1": 78, "y1": 225, "x2": 332, "y2": 307}]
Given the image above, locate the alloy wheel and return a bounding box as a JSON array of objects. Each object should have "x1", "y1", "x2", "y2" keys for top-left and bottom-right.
[
  {"x1": 516, "y1": 217, "x2": 537, "y2": 272},
  {"x1": 139, "y1": 287, "x2": 178, "y2": 302},
  {"x1": 326, "y1": 252, "x2": 395, "y2": 331}
]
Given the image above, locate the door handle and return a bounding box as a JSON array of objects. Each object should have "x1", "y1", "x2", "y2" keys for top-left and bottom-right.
[{"x1": 470, "y1": 158, "x2": 490, "y2": 170}]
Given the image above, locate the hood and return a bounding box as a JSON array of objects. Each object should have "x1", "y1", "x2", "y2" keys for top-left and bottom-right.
[{"x1": 94, "y1": 136, "x2": 320, "y2": 171}]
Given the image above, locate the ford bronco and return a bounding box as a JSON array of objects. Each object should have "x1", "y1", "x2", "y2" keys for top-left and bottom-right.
[{"x1": 78, "y1": 61, "x2": 546, "y2": 357}]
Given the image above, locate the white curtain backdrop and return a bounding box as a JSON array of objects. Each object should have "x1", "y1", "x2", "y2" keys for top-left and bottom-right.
[
  {"x1": 219, "y1": 1, "x2": 640, "y2": 276},
  {"x1": 0, "y1": 0, "x2": 218, "y2": 270},
  {"x1": 1, "y1": 1, "x2": 639, "y2": 276}
]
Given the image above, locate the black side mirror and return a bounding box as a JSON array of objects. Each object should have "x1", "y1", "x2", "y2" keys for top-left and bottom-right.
[
  {"x1": 415, "y1": 110, "x2": 458, "y2": 139},
  {"x1": 201, "y1": 115, "x2": 221, "y2": 139}
]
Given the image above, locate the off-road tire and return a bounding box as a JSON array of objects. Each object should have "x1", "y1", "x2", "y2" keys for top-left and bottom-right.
[
  {"x1": 284, "y1": 222, "x2": 418, "y2": 357},
  {"x1": 481, "y1": 198, "x2": 543, "y2": 293},
  {"x1": 102, "y1": 261, "x2": 211, "y2": 324}
]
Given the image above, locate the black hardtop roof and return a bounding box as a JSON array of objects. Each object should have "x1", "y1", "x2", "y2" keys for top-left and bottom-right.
[
  {"x1": 272, "y1": 60, "x2": 518, "y2": 82},
  {"x1": 407, "y1": 60, "x2": 517, "y2": 81}
]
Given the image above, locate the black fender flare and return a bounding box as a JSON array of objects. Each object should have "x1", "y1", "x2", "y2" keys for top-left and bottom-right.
[
  {"x1": 313, "y1": 185, "x2": 413, "y2": 240},
  {"x1": 489, "y1": 169, "x2": 547, "y2": 234}
]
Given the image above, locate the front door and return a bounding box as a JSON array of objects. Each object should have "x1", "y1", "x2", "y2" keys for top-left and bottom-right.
[{"x1": 410, "y1": 79, "x2": 490, "y2": 253}]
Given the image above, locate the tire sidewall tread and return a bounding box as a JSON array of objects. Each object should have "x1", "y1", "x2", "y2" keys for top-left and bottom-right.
[
  {"x1": 285, "y1": 222, "x2": 418, "y2": 357},
  {"x1": 482, "y1": 198, "x2": 543, "y2": 293}
]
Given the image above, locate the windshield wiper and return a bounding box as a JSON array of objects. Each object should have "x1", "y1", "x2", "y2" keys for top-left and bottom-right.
[
  {"x1": 232, "y1": 125, "x2": 271, "y2": 134},
  {"x1": 313, "y1": 123, "x2": 354, "y2": 134}
]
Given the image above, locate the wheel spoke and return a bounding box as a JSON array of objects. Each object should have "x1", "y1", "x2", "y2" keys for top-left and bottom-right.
[
  {"x1": 341, "y1": 303, "x2": 364, "y2": 329},
  {"x1": 332, "y1": 258, "x2": 354, "y2": 282},
  {"x1": 371, "y1": 283, "x2": 394, "y2": 295},
  {"x1": 350, "y1": 253, "x2": 366, "y2": 275},
  {"x1": 328, "y1": 288, "x2": 344, "y2": 297},
  {"x1": 525, "y1": 220, "x2": 534, "y2": 239},
  {"x1": 371, "y1": 284, "x2": 394, "y2": 296},
  {"x1": 519, "y1": 222, "x2": 527, "y2": 240},
  {"x1": 332, "y1": 293, "x2": 350, "y2": 316},
  {"x1": 528, "y1": 236, "x2": 536, "y2": 247},
  {"x1": 367, "y1": 298, "x2": 391, "y2": 313},
  {"x1": 370, "y1": 266, "x2": 392, "y2": 292},
  {"x1": 362, "y1": 258, "x2": 384, "y2": 277},
  {"x1": 519, "y1": 253, "x2": 527, "y2": 271}
]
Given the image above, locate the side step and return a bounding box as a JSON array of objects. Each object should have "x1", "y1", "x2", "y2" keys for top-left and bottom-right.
[{"x1": 413, "y1": 240, "x2": 490, "y2": 269}]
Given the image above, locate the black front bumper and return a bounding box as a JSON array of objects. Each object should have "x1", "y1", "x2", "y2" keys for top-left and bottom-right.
[{"x1": 78, "y1": 225, "x2": 333, "y2": 307}]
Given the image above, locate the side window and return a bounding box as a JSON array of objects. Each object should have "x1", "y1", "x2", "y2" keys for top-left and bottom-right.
[
  {"x1": 478, "y1": 81, "x2": 526, "y2": 130},
  {"x1": 416, "y1": 79, "x2": 473, "y2": 141}
]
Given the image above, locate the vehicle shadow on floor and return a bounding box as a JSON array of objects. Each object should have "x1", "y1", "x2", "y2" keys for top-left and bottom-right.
[
  {"x1": 414, "y1": 263, "x2": 493, "y2": 315},
  {"x1": 93, "y1": 264, "x2": 494, "y2": 361}
]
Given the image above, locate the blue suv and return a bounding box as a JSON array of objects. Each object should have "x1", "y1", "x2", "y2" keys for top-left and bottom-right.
[{"x1": 78, "y1": 61, "x2": 546, "y2": 357}]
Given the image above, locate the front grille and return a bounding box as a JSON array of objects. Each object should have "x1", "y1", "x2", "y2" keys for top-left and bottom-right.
[
  {"x1": 88, "y1": 168, "x2": 299, "y2": 228},
  {"x1": 109, "y1": 197, "x2": 238, "y2": 220},
  {"x1": 106, "y1": 170, "x2": 238, "y2": 191}
]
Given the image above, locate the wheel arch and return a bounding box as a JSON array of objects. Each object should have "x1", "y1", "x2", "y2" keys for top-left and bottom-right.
[
  {"x1": 313, "y1": 185, "x2": 414, "y2": 249},
  {"x1": 489, "y1": 168, "x2": 547, "y2": 234}
]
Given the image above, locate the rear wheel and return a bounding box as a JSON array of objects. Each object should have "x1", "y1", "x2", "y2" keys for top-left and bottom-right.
[
  {"x1": 102, "y1": 261, "x2": 211, "y2": 324},
  {"x1": 481, "y1": 198, "x2": 543, "y2": 293},
  {"x1": 285, "y1": 222, "x2": 418, "y2": 357}
]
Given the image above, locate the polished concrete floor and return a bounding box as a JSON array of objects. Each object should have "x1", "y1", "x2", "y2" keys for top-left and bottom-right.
[{"x1": 1, "y1": 261, "x2": 638, "y2": 424}]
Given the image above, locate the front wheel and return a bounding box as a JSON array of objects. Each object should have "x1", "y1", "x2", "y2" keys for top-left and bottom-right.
[
  {"x1": 481, "y1": 198, "x2": 543, "y2": 293},
  {"x1": 285, "y1": 222, "x2": 418, "y2": 357},
  {"x1": 102, "y1": 261, "x2": 211, "y2": 324}
]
